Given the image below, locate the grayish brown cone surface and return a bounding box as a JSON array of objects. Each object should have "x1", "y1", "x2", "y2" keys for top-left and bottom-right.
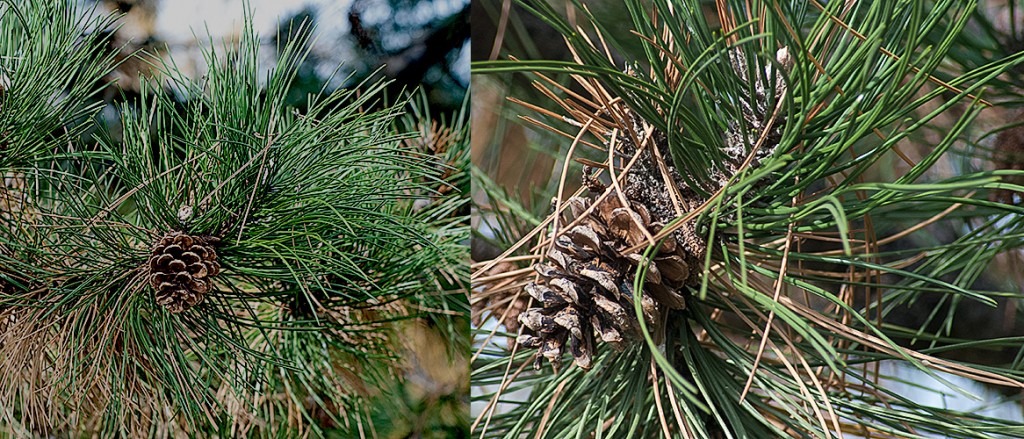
[
  {"x1": 148, "y1": 231, "x2": 221, "y2": 313},
  {"x1": 518, "y1": 164, "x2": 704, "y2": 371}
]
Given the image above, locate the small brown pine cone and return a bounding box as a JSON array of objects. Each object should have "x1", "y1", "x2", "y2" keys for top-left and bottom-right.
[{"x1": 148, "y1": 231, "x2": 221, "y2": 313}]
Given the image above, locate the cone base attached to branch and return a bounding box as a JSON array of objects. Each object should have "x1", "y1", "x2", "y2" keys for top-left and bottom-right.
[{"x1": 513, "y1": 46, "x2": 790, "y2": 371}]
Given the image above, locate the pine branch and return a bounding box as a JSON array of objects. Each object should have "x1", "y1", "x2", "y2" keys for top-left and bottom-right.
[
  {"x1": 472, "y1": 0, "x2": 1024, "y2": 437},
  {"x1": 0, "y1": 0, "x2": 119, "y2": 169},
  {"x1": 0, "y1": 7, "x2": 469, "y2": 437}
]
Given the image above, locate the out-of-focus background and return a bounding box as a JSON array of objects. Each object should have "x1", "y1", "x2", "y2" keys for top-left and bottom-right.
[
  {"x1": 83, "y1": 1, "x2": 469, "y2": 437},
  {"x1": 88, "y1": 0, "x2": 468, "y2": 110}
]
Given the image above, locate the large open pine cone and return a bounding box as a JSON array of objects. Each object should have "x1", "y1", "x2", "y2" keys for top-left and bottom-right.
[
  {"x1": 517, "y1": 176, "x2": 704, "y2": 371},
  {"x1": 148, "y1": 231, "x2": 221, "y2": 313}
]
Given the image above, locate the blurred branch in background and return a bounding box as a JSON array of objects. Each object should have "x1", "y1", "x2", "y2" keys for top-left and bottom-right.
[{"x1": 91, "y1": 0, "x2": 469, "y2": 113}]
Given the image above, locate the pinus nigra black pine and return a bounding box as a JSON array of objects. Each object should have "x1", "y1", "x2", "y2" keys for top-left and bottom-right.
[
  {"x1": 0, "y1": 1, "x2": 468, "y2": 436},
  {"x1": 472, "y1": 0, "x2": 1024, "y2": 438}
]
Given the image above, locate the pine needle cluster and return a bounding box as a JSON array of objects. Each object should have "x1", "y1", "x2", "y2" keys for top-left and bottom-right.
[
  {"x1": 0, "y1": 1, "x2": 468, "y2": 436},
  {"x1": 473, "y1": 1, "x2": 1024, "y2": 437}
]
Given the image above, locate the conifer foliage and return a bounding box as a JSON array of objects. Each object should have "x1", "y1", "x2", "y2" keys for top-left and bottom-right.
[
  {"x1": 0, "y1": 1, "x2": 467, "y2": 436},
  {"x1": 473, "y1": 0, "x2": 1024, "y2": 437}
]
